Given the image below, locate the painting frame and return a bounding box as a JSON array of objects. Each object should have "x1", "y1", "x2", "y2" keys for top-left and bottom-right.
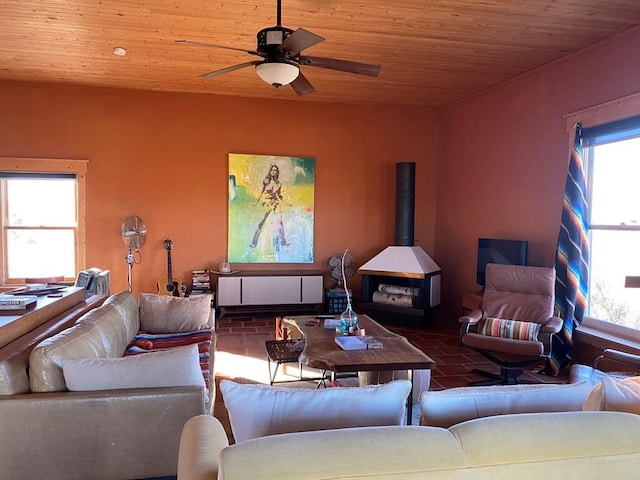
[{"x1": 228, "y1": 153, "x2": 315, "y2": 263}]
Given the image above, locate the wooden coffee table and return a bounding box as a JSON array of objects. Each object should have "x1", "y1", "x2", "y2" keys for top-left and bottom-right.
[{"x1": 283, "y1": 314, "x2": 436, "y2": 424}]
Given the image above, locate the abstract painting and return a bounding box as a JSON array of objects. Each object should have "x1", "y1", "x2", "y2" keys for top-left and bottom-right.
[{"x1": 228, "y1": 153, "x2": 315, "y2": 263}]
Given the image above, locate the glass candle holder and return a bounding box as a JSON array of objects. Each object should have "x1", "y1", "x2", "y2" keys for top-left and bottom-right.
[{"x1": 340, "y1": 305, "x2": 358, "y2": 335}]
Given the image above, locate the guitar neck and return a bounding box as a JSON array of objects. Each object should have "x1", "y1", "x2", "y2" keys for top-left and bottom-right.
[{"x1": 167, "y1": 249, "x2": 173, "y2": 283}]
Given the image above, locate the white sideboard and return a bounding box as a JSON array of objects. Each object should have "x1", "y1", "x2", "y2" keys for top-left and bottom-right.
[{"x1": 216, "y1": 271, "x2": 324, "y2": 315}]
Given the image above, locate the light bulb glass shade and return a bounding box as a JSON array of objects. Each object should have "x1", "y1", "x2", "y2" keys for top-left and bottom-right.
[{"x1": 255, "y1": 62, "x2": 299, "y2": 86}]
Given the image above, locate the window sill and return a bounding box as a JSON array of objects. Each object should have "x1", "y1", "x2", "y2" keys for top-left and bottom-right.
[
  {"x1": 0, "y1": 285, "x2": 20, "y2": 293},
  {"x1": 575, "y1": 317, "x2": 640, "y2": 354}
]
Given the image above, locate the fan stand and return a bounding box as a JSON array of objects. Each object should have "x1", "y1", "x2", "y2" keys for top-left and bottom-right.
[
  {"x1": 126, "y1": 248, "x2": 135, "y2": 292},
  {"x1": 121, "y1": 215, "x2": 147, "y2": 292}
]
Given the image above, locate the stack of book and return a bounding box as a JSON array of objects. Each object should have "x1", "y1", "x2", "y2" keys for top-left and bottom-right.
[
  {"x1": 191, "y1": 270, "x2": 212, "y2": 295},
  {"x1": 0, "y1": 294, "x2": 38, "y2": 312},
  {"x1": 335, "y1": 335, "x2": 383, "y2": 350}
]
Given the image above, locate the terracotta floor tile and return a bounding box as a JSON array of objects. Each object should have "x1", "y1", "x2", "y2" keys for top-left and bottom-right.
[
  {"x1": 435, "y1": 363, "x2": 477, "y2": 375},
  {"x1": 214, "y1": 315, "x2": 561, "y2": 390},
  {"x1": 430, "y1": 376, "x2": 473, "y2": 390}
]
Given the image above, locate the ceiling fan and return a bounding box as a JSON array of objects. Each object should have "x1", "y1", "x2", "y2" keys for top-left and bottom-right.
[{"x1": 175, "y1": 0, "x2": 381, "y2": 96}]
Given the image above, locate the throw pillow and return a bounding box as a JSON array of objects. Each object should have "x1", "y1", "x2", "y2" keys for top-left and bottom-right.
[
  {"x1": 220, "y1": 379, "x2": 411, "y2": 442},
  {"x1": 420, "y1": 381, "x2": 593, "y2": 428},
  {"x1": 138, "y1": 293, "x2": 212, "y2": 333},
  {"x1": 125, "y1": 329, "x2": 213, "y2": 390},
  {"x1": 583, "y1": 375, "x2": 640, "y2": 414},
  {"x1": 62, "y1": 344, "x2": 205, "y2": 392},
  {"x1": 479, "y1": 317, "x2": 541, "y2": 341}
]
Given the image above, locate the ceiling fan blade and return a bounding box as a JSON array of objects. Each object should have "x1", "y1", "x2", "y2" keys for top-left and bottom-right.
[
  {"x1": 175, "y1": 39, "x2": 263, "y2": 57},
  {"x1": 278, "y1": 28, "x2": 325, "y2": 56},
  {"x1": 289, "y1": 71, "x2": 315, "y2": 96},
  {"x1": 200, "y1": 61, "x2": 261, "y2": 78},
  {"x1": 299, "y1": 56, "x2": 380, "y2": 77}
]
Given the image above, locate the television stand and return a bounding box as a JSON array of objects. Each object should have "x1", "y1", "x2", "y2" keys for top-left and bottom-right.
[{"x1": 215, "y1": 270, "x2": 324, "y2": 318}]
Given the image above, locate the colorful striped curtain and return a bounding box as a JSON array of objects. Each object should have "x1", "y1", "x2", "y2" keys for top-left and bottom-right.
[{"x1": 548, "y1": 124, "x2": 590, "y2": 375}]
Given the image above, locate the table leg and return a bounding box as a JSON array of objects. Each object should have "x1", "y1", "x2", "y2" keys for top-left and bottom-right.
[{"x1": 407, "y1": 369, "x2": 414, "y2": 425}]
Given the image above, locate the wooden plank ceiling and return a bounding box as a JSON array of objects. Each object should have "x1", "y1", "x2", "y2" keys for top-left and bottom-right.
[{"x1": 2, "y1": 0, "x2": 640, "y2": 108}]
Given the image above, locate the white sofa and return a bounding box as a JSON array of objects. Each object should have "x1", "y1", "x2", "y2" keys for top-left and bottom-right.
[
  {"x1": 178, "y1": 411, "x2": 640, "y2": 479},
  {"x1": 179, "y1": 374, "x2": 640, "y2": 479}
]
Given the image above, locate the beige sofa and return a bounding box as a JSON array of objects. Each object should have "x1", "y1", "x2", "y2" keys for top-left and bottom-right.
[
  {"x1": 0, "y1": 290, "x2": 215, "y2": 480},
  {"x1": 0, "y1": 287, "x2": 106, "y2": 396},
  {"x1": 178, "y1": 411, "x2": 640, "y2": 479}
]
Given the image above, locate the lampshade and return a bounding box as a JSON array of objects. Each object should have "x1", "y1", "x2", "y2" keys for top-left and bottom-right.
[{"x1": 255, "y1": 62, "x2": 299, "y2": 87}]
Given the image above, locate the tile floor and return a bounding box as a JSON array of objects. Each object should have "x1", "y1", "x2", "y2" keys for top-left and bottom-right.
[{"x1": 214, "y1": 314, "x2": 505, "y2": 390}]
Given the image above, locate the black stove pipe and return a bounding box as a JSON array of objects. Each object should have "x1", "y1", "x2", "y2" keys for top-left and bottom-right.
[{"x1": 395, "y1": 162, "x2": 415, "y2": 247}]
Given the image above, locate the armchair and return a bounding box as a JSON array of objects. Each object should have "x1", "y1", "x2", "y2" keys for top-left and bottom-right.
[
  {"x1": 75, "y1": 267, "x2": 110, "y2": 297},
  {"x1": 459, "y1": 263, "x2": 563, "y2": 385}
]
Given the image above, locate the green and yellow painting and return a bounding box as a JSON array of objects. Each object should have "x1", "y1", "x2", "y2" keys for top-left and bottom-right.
[{"x1": 228, "y1": 153, "x2": 315, "y2": 263}]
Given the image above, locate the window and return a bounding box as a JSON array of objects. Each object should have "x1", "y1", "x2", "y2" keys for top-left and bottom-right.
[
  {"x1": 583, "y1": 116, "x2": 640, "y2": 329},
  {"x1": 0, "y1": 158, "x2": 87, "y2": 284}
]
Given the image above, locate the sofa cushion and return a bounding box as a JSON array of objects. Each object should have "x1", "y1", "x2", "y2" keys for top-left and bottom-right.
[
  {"x1": 125, "y1": 329, "x2": 213, "y2": 391},
  {"x1": 101, "y1": 290, "x2": 140, "y2": 341},
  {"x1": 0, "y1": 294, "x2": 106, "y2": 396},
  {"x1": 62, "y1": 344, "x2": 205, "y2": 391},
  {"x1": 29, "y1": 303, "x2": 132, "y2": 392},
  {"x1": 139, "y1": 293, "x2": 212, "y2": 333},
  {"x1": 479, "y1": 317, "x2": 541, "y2": 341},
  {"x1": 220, "y1": 379, "x2": 411, "y2": 442},
  {"x1": 420, "y1": 381, "x2": 593, "y2": 428},
  {"x1": 583, "y1": 376, "x2": 640, "y2": 414}
]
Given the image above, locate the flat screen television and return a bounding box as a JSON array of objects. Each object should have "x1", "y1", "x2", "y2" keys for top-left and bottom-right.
[{"x1": 476, "y1": 237, "x2": 528, "y2": 286}]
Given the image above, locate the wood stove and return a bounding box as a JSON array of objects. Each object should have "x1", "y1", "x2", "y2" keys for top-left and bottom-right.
[{"x1": 358, "y1": 162, "x2": 441, "y2": 326}]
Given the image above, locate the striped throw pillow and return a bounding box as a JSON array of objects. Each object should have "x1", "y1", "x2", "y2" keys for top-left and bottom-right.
[
  {"x1": 479, "y1": 317, "x2": 541, "y2": 341},
  {"x1": 125, "y1": 328, "x2": 212, "y2": 389}
]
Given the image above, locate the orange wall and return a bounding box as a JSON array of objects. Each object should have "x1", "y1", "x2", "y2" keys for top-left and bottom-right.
[
  {"x1": 5, "y1": 26, "x2": 638, "y2": 319},
  {"x1": 436, "y1": 26, "x2": 640, "y2": 319},
  {"x1": 0, "y1": 82, "x2": 438, "y2": 298}
]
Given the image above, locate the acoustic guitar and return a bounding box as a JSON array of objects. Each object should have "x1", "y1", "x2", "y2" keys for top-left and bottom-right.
[{"x1": 157, "y1": 239, "x2": 184, "y2": 297}]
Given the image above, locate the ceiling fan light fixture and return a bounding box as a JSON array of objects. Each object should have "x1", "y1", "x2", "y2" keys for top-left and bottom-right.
[{"x1": 255, "y1": 62, "x2": 299, "y2": 87}]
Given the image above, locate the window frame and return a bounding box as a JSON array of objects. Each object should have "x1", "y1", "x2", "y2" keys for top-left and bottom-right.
[
  {"x1": 582, "y1": 130, "x2": 640, "y2": 330},
  {"x1": 566, "y1": 91, "x2": 640, "y2": 343},
  {"x1": 0, "y1": 158, "x2": 87, "y2": 285}
]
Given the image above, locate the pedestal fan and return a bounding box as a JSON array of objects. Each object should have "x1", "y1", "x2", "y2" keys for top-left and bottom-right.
[
  {"x1": 121, "y1": 215, "x2": 147, "y2": 291},
  {"x1": 328, "y1": 251, "x2": 354, "y2": 287}
]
